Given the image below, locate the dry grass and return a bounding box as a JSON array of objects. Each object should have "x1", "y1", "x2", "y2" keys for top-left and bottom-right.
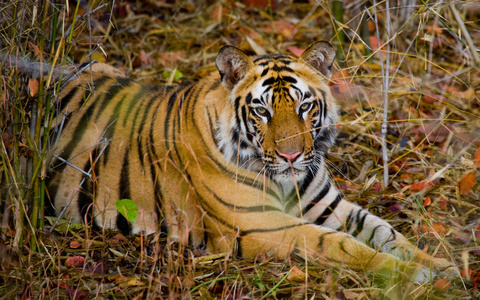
[{"x1": 1, "y1": 0, "x2": 479, "y2": 299}]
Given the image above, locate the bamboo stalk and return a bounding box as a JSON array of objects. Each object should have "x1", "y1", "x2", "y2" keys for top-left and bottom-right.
[
  {"x1": 332, "y1": 0, "x2": 345, "y2": 65},
  {"x1": 449, "y1": 1, "x2": 480, "y2": 66}
]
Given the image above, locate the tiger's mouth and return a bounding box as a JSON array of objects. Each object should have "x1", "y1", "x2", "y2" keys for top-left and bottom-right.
[{"x1": 265, "y1": 159, "x2": 312, "y2": 181}]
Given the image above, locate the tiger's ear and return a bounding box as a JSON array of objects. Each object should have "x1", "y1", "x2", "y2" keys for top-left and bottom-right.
[
  {"x1": 216, "y1": 46, "x2": 253, "y2": 89},
  {"x1": 299, "y1": 41, "x2": 335, "y2": 78}
]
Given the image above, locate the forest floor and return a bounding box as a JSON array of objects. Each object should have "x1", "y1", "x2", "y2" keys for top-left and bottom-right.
[{"x1": 1, "y1": 1, "x2": 479, "y2": 299}]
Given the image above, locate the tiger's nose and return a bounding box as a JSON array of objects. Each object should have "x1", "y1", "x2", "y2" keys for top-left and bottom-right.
[{"x1": 277, "y1": 151, "x2": 302, "y2": 162}]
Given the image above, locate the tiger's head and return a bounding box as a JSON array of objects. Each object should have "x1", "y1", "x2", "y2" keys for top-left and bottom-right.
[{"x1": 215, "y1": 41, "x2": 338, "y2": 183}]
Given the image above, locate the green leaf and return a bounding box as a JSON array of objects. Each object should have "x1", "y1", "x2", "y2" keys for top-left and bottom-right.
[
  {"x1": 161, "y1": 70, "x2": 183, "y2": 80},
  {"x1": 116, "y1": 199, "x2": 138, "y2": 223},
  {"x1": 44, "y1": 216, "x2": 84, "y2": 234}
]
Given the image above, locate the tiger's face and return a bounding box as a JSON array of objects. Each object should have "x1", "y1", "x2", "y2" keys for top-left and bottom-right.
[{"x1": 216, "y1": 42, "x2": 338, "y2": 183}]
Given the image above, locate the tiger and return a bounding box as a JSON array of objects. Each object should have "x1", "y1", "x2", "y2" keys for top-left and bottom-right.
[{"x1": 42, "y1": 41, "x2": 456, "y2": 282}]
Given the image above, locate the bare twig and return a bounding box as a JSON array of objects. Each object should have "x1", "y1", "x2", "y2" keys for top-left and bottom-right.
[
  {"x1": 372, "y1": 0, "x2": 391, "y2": 187},
  {"x1": 449, "y1": 1, "x2": 480, "y2": 66}
]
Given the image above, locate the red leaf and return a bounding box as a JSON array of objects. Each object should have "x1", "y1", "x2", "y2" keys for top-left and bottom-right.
[
  {"x1": 459, "y1": 172, "x2": 476, "y2": 195},
  {"x1": 409, "y1": 180, "x2": 433, "y2": 191},
  {"x1": 460, "y1": 268, "x2": 476, "y2": 278},
  {"x1": 243, "y1": 0, "x2": 276, "y2": 8},
  {"x1": 65, "y1": 256, "x2": 85, "y2": 269},
  {"x1": 287, "y1": 46, "x2": 304, "y2": 57},
  {"x1": 423, "y1": 196, "x2": 432, "y2": 207}
]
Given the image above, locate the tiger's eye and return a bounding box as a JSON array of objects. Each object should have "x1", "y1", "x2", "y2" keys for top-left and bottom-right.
[
  {"x1": 300, "y1": 102, "x2": 311, "y2": 112},
  {"x1": 255, "y1": 107, "x2": 268, "y2": 116}
]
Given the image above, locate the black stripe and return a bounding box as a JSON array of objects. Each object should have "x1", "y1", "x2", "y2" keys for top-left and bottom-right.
[
  {"x1": 204, "y1": 185, "x2": 282, "y2": 213},
  {"x1": 302, "y1": 180, "x2": 331, "y2": 215},
  {"x1": 78, "y1": 156, "x2": 99, "y2": 229},
  {"x1": 58, "y1": 86, "x2": 79, "y2": 113},
  {"x1": 119, "y1": 149, "x2": 131, "y2": 200},
  {"x1": 351, "y1": 210, "x2": 368, "y2": 237},
  {"x1": 339, "y1": 239, "x2": 353, "y2": 256},
  {"x1": 236, "y1": 237, "x2": 243, "y2": 258},
  {"x1": 281, "y1": 75, "x2": 297, "y2": 84},
  {"x1": 117, "y1": 148, "x2": 131, "y2": 234},
  {"x1": 318, "y1": 231, "x2": 336, "y2": 248},
  {"x1": 102, "y1": 94, "x2": 128, "y2": 165},
  {"x1": 56, "y1": 92, "x2": 104, "y2": 170},
  {"x1": 367, "y1": 225, "x2": 382, "y2": 247},
  {"x1": 314, "y1": 194, "x2": 342, "y2": 225},
  {"x1": 262, "y1": 77, "x2": 276, "y2": 86},
  {"x1": 124, "y1": 85, "x2": 151, "y2": 128},
  {"x1": 272, "y1": 65, "x2": 294, "y2": 73},
  {"x1": 344, "y1": 210, "x2": 354, "y2": 233},
  {"x1": 245, "y1": 93, "x2": 252, "y2": 105},
  {"x1": 241, "y1": 222, "x2": 307, "y2": 235},
  {"x1": 261, "y1": 68, "x2": 269, "y2": 76},
  {"x1": 93, "y1": 77, "x2": 131, "y2": 122}
]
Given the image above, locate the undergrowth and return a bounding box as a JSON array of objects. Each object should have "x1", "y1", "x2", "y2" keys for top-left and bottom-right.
[{"x1": 1, "y1": 0, "x2": 479, "y2": 299}]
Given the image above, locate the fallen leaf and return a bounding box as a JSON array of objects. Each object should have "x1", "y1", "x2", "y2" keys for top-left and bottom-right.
[
  {"x1": 287, "y1": 265, "x2": 307, "y2": 282},
  {"x1": 420, "y1": 223, "x2": 446, "y2": 237},
  {"x1": 28, "y1": 78, "x2": 38, "y2": 97},
  {"x1": 423, "y1": 196, "x2": 432, "y2": 207},
  {"x1": 460, "y1": 268, "x2": 476, "y2": 278},
  {"x1": 287, "y1": 46, "x2": 304, "y2": 57},
  {"x1": 65, "y1": 256, "x2": 85, "y2": 269},
  {"x1": 459, "y1": 172, "x2": 476, "y2": 195},
  {"x1": 409, "y1": 179, "x2": 437, "y2": 191},
  {"x1": 433, "y1": 278, "x2": 451, "y2": 292},
  {"x1": 69, "y1": 240, "x2": 81, "y2": 249},
  {"x1": 110, "y1": 233, "x2": 128, "y2": 245},
  {"x1": 473, "y1": 147, "x2": 480, "y2": 169},
  {"x1": 439, "y1": 198, "x2": 448, "y2": 210},
  {"x1": 243, "y1": 0, "x2": 276, "y2": 8},
  {"x1": 127, "y1": 276, "x2": 144, "y2": 286}
]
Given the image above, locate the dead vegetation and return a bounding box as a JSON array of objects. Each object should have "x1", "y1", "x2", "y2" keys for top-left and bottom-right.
[{"x1": 1, "y1": 0, "x2": 479, "y2": 299}]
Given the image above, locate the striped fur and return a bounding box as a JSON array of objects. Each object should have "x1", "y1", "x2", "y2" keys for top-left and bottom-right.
[{"x1": 48, "y1": 41, "x2": 457, "y2": 282}]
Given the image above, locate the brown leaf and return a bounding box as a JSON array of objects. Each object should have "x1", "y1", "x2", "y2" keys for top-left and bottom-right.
[
  {"x1": 433, "y1": 278, "x2": 451, "y2": 292},
  {"x1": 460, "y1": 268, "x2": 476, "y2": 278},
  {"x1": 459, "y1": 172, "x2": 476, "y2": 195},
  {"x1": 69, "y1": 240, "x2": 81, "y2": 249},
  {"x1": 28, "y1": 78, "x2": 38, "y2": 97},
  {"x1": 287, "y1": 266, "x2": 308, "y2": 282},
  {"x1": 420, "y1": 223, "x2": 446, "y2": 237},
  {"x1": 110, "y1": 233, "x2": 128, "y2": 245},
  {"x1": 473, "y1": 147, "x2": 480, "y2": 169}
]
